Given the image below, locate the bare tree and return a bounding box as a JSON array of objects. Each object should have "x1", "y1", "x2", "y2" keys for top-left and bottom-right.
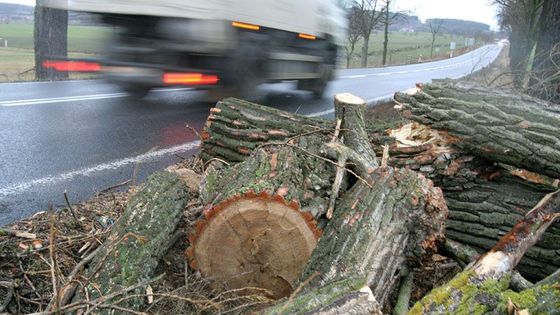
[
  {"x1": 353, "y1": 0, "x2": 384, "y2": 68},
  {"x1": 34, "y1": 0, "x2": 68, "y2": 80},
  {"x1": 428, "y1": 19, "x2": 444, "y2": 59},
  {"x1": 380, "y1": 0, "x2": 407, "y2": 66},
  {"x1": 345, "y1": 6, "x2": 362, "y2": 68}
]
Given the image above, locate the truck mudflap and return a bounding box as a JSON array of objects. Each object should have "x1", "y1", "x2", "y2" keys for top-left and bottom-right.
[{"x1": 42, "y1": 57, "x2": 220, "y2": 88}]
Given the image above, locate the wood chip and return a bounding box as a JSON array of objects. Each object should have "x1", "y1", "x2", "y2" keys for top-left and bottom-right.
[{"x1": 146, "y1": 285, "x2": 154, "y2": 304}]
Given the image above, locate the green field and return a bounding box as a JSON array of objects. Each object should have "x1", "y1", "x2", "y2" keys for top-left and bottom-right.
[
  {"x1": 0, "y1": 23, "x2": 111, "y2": 53},
  {"x1": 348, "y1": 32, "x2": 474, "y2": 68}
]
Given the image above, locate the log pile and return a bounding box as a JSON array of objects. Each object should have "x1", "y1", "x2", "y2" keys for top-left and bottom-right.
[{"x1": 27, "y1": 81, "x2": 559, "y2": 314}]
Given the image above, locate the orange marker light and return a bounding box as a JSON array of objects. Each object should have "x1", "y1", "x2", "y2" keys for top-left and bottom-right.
[
  {"x1": 163, "y1": 73, "x2": 219, "y2": 86},
  {"x1": 298, "y1": 33, "x2": 317, "y2": 40},
  {"x1": 43, "y1": 60, "x2": 101, "y2": 72},
  {"x1": 232, "y1": 21, "x2": 260, "y2": 31}
]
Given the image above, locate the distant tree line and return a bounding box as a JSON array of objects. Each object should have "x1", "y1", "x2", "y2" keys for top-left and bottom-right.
[
  {"x1": 494, "y1": 0, "x2": 560, "y2": 103},
  {"x1": 343, "y1": 0, "x2": 493, "y2": 69}
]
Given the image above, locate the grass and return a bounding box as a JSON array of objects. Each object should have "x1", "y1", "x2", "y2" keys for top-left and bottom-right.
[
  {"x1": 347, "y1": 32, "x2": 474, "y2": 68},
  {"x1": 0, "y1": 23, "x2": 107, "y2": 81},
  {"x1": 0, "y1": 47, "x2": 98, "y2": 82},
  {"x1": 0, "y1": 23, "x2": 111, "y2": 53}
]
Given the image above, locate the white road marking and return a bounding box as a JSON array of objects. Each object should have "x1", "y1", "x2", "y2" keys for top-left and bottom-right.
[
  {"x1": 0, "y1": 87, "x2": 193, "y2": 107},
  {"x1": 0, "y1": 141, "x2": 201, "y2": 197},
  {"x1": 0, "y1": 93, "x2": 128, "y2": 107},
  {"x1": 340, "y1": 60, "x2": 471, "y2": 79}
]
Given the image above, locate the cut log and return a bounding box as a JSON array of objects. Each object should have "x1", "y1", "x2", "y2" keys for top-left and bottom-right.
[
  {"x1": 287, "y1": 165, "x2": 447, "y2": 310},
  {"x1": 394, "y1": 80, "x2": 560, "y2": 179},
  {"x1": 409, "y1": 190, "x2": 560, "y2": 314},
  {"x1": 373, "y1": 122, "x2": 560, "y2": 280},
  {"x1": 69, "y1": 171, "x2": 190, "y2": 313},
  {"x1": 200, "y1": 97, "x2": 332, "y2": 163}
]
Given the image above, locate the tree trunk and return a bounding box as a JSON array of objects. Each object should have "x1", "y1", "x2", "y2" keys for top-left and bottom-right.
[
  {"x1": 281, "y1": 165, "x2": 447, "y2": 311},
  {"x1": 410, "y1": 191, "x2": 560, "y2": 314},
  {"x1": 361, "y1": 35, "x2": 370, "y2": 68},
  {"x1": 533, "y1": 0, "x2": 560, "y2": 103},
  {"x1": 68, "y1": 171, "x2": 190, "y2": 313},
  {"x1": 394, "y1": 81, "x2": 560, "y2": 179},
  {"x1": 382, "y1": 12, "x2": 389, "y2": 66},
  {"x1": 200, "y1": 98, "x2": 332, "y2": 163},
  {"x1": 430, "y1": 35, "x2": 435, "y2": 59},
  {"x1": 377, "y1": 115, "x2": 560, "y2": 280},
  {"x1": 34, "y1": 0, "x2": 68, "y2": 81}
]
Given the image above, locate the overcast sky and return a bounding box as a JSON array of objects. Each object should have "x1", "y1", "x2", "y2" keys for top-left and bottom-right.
[{"x1": 2, "y1": 0, "x2": 499, "y2": 30}]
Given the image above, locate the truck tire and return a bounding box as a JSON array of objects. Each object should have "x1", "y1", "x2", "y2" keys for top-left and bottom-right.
[
  {"x1": 121, "y1": 84, "x2": 151, "y2": 100},
  {"x1": 298, "y1": 63, "x2": 334, "y2": 99}
]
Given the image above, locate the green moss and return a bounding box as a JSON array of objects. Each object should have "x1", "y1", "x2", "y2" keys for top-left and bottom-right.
[
  {"x1": 265, "y1": 278, "x2": 367, "y2": 315},
  {"x1": 410, "y1": 270, "x2": 515, "y2": 314}
]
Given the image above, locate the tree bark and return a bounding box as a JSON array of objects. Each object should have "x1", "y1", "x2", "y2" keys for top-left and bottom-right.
[
  {"x1": 394, "y1": 81, "x2": 560, "y2": 179},
  {"x1": 372, "y1": 121, "x2": 560, "y2": 280},
  {"x1": 70, "y1": 171, "x2": 190, "y2": 313},
  {"x1": 34, "y1": 0, "x2": 68, "y2": 81},
  {"x1": 200, "y1": 98, "x2": 332, "y2": 163},
  {"x1": 410, "y1": 191, "x2": 560, "y2": 315},
  {"x1": 361, "y1": 35, "x2": 370, "y2": 68}
]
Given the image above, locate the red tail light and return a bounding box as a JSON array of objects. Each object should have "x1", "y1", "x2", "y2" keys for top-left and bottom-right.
[
  {"x1": 43, "y1": 60, "x2": 101, "y2": 72},
  {"x1": 163, "y1": 73, "x2": 219, "y2": 86}
]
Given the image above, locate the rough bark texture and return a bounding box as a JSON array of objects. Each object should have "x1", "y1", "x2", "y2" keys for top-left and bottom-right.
[
  {"x1": 297, "y1": 166, "x2": 447, "y2": 307},
  {"x1": 75, "y1": 171, "x2": 189, "y2": 313},
  {"x1": 409, "y1": 190, "x2": 560, "y2": 315},
  {"x1": 391, "y1": 81, "x2": 560, "y2": 280},
  {"x1": 264, "y1": 278, "x2": 383, "y2": 315},
  {"x1": 34, "y1": 0, "x2": 68, "y2": 80},
  {"x1": 200, "y1": 140, "x2": 336, "y2": 221},
  {"x1": 394, "y1": 81, "x2": 560, "y2": 179},
  {"x1": 200, "y1": 98, "x2": 332, "y2": 163}
]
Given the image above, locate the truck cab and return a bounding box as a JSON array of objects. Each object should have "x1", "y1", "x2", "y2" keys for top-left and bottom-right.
[{"x1": 45, "y1": 0, "x2": 347, "y2": 99}]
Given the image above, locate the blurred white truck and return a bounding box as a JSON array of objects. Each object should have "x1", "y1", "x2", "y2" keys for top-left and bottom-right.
[{"x1": 45, "y1": 0, "x2": 347, "y2": 98}]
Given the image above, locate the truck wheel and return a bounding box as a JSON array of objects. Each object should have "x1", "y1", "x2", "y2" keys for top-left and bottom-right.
[
  {"x1": 122, "y1": 84, "x2": 150, "y2": 100},
  {"x1": 298, "y1": 63, "x2": 334, "y2": 99}
]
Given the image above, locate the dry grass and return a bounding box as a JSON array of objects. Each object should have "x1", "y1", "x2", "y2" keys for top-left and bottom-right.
[{"x1": 0, "y1": 157, "x2": 273, "y2": 314}]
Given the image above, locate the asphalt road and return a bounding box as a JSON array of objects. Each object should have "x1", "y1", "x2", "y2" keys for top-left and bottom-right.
[{"x1": 0, "y1": 44, "x2": 503, "y2": 225}]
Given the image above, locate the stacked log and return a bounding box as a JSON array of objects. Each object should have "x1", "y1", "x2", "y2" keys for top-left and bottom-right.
[
  {"x1": 191, "y1": 94, "x2": 448, "y2": 312},
  {"x1": 393, "y1": 81, "x2": 560, "y2": 280},
  {"x1": 200, "y1": 83, "x2": 560, "y2": 281}
]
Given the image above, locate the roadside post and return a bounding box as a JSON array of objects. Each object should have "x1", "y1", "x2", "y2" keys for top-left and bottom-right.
[{"x1": 449, "y1": 42, "x2": 456, "y2": 58}]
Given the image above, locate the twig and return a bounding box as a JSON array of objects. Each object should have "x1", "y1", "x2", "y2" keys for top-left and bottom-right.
[
  {"x1": 131, "y1": 146, "x2": 158, "y2": 186},
  {"x1": 50, "y1": 245, "x2": 103, "y2": 310},
  {"x1": 99, "y1": 180, "x2": 131, "y2": 194},
  {"x1": 259, "y1": 142, "x2": 373, "y2": 188},
  {"x1": 63, "y1": 190, "x2": 84, "y2": 229},
  {"x1": 381, "y1": 144, "x2": 390, "y2": 168},
  {"x1": 392, "y1": 270, "x2": 414, "y2": 315},
  {"x1": 331, "y1": 119, "x2": 342, "y2": 142},
  {"x1": 186, "y1": 124, "x2": 202, "y2": 141},
  {"x1": 0, "y1": 228, "x2": 36, "y2": 239},
  {"x1": 48, "y1": 215, "x2": 60, "y2": 313},
  {"x1": 0, "y1": 281, "x2": 14, "y2": 313},
  {"x1": 327, "y1": 154, "x2": 347, "y2": 219},
  {"x1": 31, "y1": 275, "x2": 164, "y2": 315}
]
